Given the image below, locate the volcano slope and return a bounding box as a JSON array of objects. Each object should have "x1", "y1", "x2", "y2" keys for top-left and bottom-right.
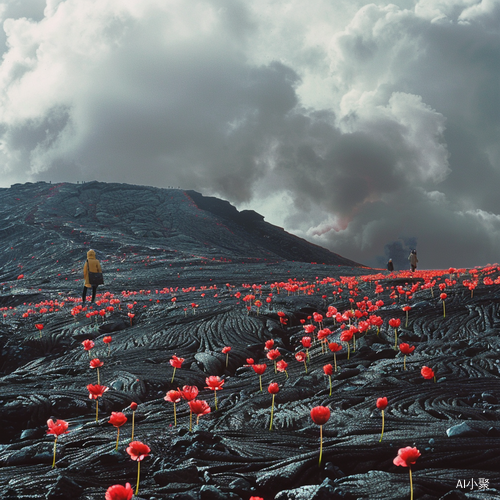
[{"x1": 0, "y1": 183, "x2": 499, "y2": 500}]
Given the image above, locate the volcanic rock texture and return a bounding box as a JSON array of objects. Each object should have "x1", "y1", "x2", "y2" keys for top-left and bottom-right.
[{"x1": 0, "y1": 182, "x2": 499, "y2": 500}]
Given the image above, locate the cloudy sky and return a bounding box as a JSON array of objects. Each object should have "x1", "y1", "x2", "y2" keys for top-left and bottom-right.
[{"x1": 0, "y1": 0, "x2": 499, "y2": 269}]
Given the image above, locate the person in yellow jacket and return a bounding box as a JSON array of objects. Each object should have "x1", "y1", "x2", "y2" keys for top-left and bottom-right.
[{"x1": 83, "y1": 249, "x2": 102, "y2": 303}]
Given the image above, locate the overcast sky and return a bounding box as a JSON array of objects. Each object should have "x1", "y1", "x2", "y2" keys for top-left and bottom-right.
[{"x1": 1, "y1": 0, "x2": 499, "y2": 269}]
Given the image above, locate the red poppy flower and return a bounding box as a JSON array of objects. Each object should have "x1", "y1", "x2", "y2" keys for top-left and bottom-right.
[
  {"x1": 180, "y1": 385, "x2": 199, "y2": 401},
  {"x1": 189, "y1": 399, "x2": 211, "y2": 421},
  {"x1": 266, "y1": 349, "x2": 280, "y2": 361},
  {"x1": 47, "y1": 419, "x2": 69, "y2": 436},
  {"x1": 164, "y1": 390, "x2": 182, "y2": 403},
  {"x1": 301, "y1": 336, "x2": 311, "y2": 348},
  {"x1": 310, "y1": 406, "x2": 330, "y2": 425},
  {"x1": 323, "y1": 364, "x2": 333, "y2": 376},
  {"x1": 340, "y1": 330, "x2": 353, "y2": 343},
  {"x1": 376, "y1": 397, "x2": 388, "y2": 410},
  {"x1": 393, "y1": 446, "x2": 421, "y2": 467},
  {"x1": 246, "y1": 358, "x2": 255, "y2": 365},
  {"x1": 276, "y1": 359, "x2": 288, "y2": 374},
  {"x1": 169, "y1": 355, "x2": 184, "y2": 369},
  {"x1": 90, "y1": 358, "x2": 103, "y2": 369},
  {"x1": 328, "y1": 342, "x2": 342, "y2": 352},
  {"x1": 303, "y1": 324, "x2": 316, "y2": 334},
  {"x1": 105, "y1": 483, "x2": 133, "y2": 500},
  {"x1": 440, "y1": 293, "x2": 447, "y2": 300},
  {"x1": 268, "y1": 382, "x2": 279, "y2": 394},
  {"x1": 421, "y1": 366, "x2": 435, "y2": 380},
  {"x1": 130, "y1": 402, "x2": 138, "y2": 411},
  {"x1": 252, "y1": 364, "x2": 266, "y2": 375},
  {"x1": 205, "y1": 376, "x2": 224, "y2": 391},
  {"x1": 388, "y1": 318, "x2": 401, "y2": 328},
  {"x1": 35, "y1": 323, "x2": 44, "y2": 331},
  {"x1": 222, "y1": 346, "x2": 231, "y2": 354},
  {"x1": 82, "y1": 339, "x2": 95, "y2": 351},
  {"x1": 264, "y1": 339, "x2": 274, "y2": 350},
  {"x1": 126, "y1": 441, "x2": 150, "y2": 462},
  {"x1": 87, "y1": 384, "x2": 109, "y2": 399},
  {"x1": 295, "y1": 351, "x2": 306, "y2": 362},
  {"x1": 103, "y1": 336, "x2": 112, "y2": 344},
  {"x1": 109, "y1": 412, "x2": 127, "y2": 428},
  {"x1": 399, "y1": 343, "x2": 415, "y2": 355}
]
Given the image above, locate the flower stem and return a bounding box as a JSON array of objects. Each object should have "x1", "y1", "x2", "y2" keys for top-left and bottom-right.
[
  {"x1": 347, "y1": 342, "x2": 350, "y2": 360},
  {"x1": 135, "y1": 460, "x2": 141, "y2": 495},
  {"x1": 189, "y1": 410, "x2": 192, "y2": 432},
  {"x1": 214, "y1": 390, "x2": 218, "y2": 410},
  {"x1": 95, "y1": 400, "x2": 99, "y2": 422},
  {"x1": 171, "y1": 367, "x2": 176, "y2": 383},
  {"x1": 404, "y1": 355, "x2": 407, "y2": 371},
  {"x1": 97, "y1": 367, "x2": 100, "y2": 385},
  {"x1": 329, "y1": 376, "x2": 332, "y2": 396},
  {"x1": 225, "y1": 353, "x2": 229, "y2": 367},
  {"x1": 443, "y1": 301, "x2": 446, "y2": 318},
  {"x1": 303, "y1": 360, "x2": 308, "y2": 373},
  {"x1": 409, "y1": 466, "x2": 413, "y2": 500},
  {"x1": 115, "y1": 427, "x2": 120, "y2": 450},
  {"x1": 173, "y1": 402, "x2": 177, "y2": 426},
  {"x1": 379, "y1": 409, "x2": 384, "y2": 442},
  {"x1": 259, "y1": 375, "x2": 262, "y2": 392},
  {"x1": 52, "y1": 437, "x2": 57, "y2": 468},
  {"x1": 353, "y1": 335, "x2": 356, "y2": 352},
  {"x1": 334, "y1": 353, "x2": 337, "y2": 372},
  {"x1": 269, "y1": 394, "x2": 275, "y2": 431},
  {"x1": 319, "y1": 425, "x2": 323, "y2": 467},
  {"x1": 394, "y1": 328, "x2": 398, "y2": 350}
]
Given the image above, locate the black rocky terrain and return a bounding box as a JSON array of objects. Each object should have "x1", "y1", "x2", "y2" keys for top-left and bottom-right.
[{"x1": 0, "y1": 182, "x2": 499, "y2": 500}]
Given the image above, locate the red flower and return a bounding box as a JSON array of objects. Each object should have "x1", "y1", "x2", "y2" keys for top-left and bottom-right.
[
  {"x1": 393, "y1": 446, "x2": 421, "y2": 467},
  {"x1": 399, "y1": 343, "x2": 415, "y2": 355},
  {"x1": 295, "y1": 351, "x2": 306, "y2": 362},
  {"x1": 246, "y1": 358, "x2": 255, "y2": 365},
  {"x1": 323, "y1": 364, "x2": 333, "y2": 376},
  {"x1": 266, "y1": 349, "x2": 280, "y2": 361},
  {"x1": 105, "y1": 483, "x2": 133, "y2": 500},
  {"x1": 276, "y1": 359, "x2": 288, "y2": 373},
  {"x1": 303, "y1": 324, "x2": 316, "y2": 334},
  {"x1": 82, "y1": 339, "x2": 95, "y2": 351},
  {"x1": 340, "y1": 330, "x2": 353, "y2": 342},
  {"x1": 130, "y1": 402, "x2": 138, "y2": 411},
  {"x1": 249, "y1": 497, "x2": 264, "y2": 500},
  {"x1": 87, "y1": 384, "x2": 109, "y2": 399},
  {"x1": 310, "y1": 406, "x2": 330, "y2": 425},
  {"x1": 164, "y1": 390, "x2": 182, "y2": 403},
  {"x1": 169, "y1": 355, "x2": 184, "y2": 369},
  {"x1": 402, "y1": 305, "x2": 411, "y2": 312},
  {"x1": 109, "y1": 412, "x2": 127, "y2": 428},
  {"x1": 440, "y1": 293, "x2": 447, "y2": 300},
  {"x1": 328, "y1": 342, "x2": 342, "y2": 352},
  {"x1": 46, "y1": 419, "x2": 69, "y2": 436},
  {"x1": 103, "y1": 336, "x2": 112, "y2": 344},
  {"x1": 388, "y1": 318, "x2": 401, "y2": 328},
  {"x1": 180, "y1": 385, "x2": 199, "y2": 401},
  {"x1": 126, "y1": 441, "x2": 150, "y2": 461},
  {"x1": 421, "y1": 366, "x2": 435, "y2": 380},
  {"x1": 89, "y1": 358, "x2": 103, "y2": 368},
  {"x1": 265, "y1": 339, "x2": 274, "y2": 350},
  {"x1": 35, "y1": 324, "x2": 44, "y2": 331},
  {"x1": 252, "y1": 364, "x2": 266, "y2": 375},
  {"x1": 189, "y1": 399, "x2": 211, "y2": 417},
  {"x1": 268, "y1": 382, "x2": 279, "y2": 394},
  {"x1": 222, "y1": 346, "x2": 231, "y2": 354},
  {"x1": 376, "y1": 397, "x2": 388, "y2": 410},
  {"x1": 301, "y1": 336, "x2": 311, "y2": 348},
  {"x1": 205, "y1": 376, "x2": 224, "y2": 391},
  {"x1": 317, "y1": 328, "x2": 331, "y2": 341}
]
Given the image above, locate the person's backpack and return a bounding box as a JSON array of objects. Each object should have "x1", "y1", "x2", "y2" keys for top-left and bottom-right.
[{"x1": 87, "y1": 260, "x2": 104, "y2": 285}]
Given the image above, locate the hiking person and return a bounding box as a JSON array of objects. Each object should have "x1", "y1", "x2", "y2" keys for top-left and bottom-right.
[
  {"x1": 83, "y1": 249, "x2": 103, "y2": 303},
  {"x1": 408, "y1": 250, "x2": 418, "y2": 272},
  {"x1": 387, "y1": 259, "x2": 394, "y2": 272}
]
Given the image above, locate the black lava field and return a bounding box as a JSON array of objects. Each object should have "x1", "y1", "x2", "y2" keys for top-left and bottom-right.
[{"x1": 0, "y1": 181, "x2": 499, "y2": 500}]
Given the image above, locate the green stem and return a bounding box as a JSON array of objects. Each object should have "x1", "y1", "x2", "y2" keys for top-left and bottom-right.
[
  {"x1": 259, "y1": 375, "x2": 262, "y2": 392},
  {"x1": 214, "y1": 390, "x2": 218, "y2": 410},
  {"x1": 379, "y1": 410, "x2": 384, "y2": 442},
  {"x1": 319, "y1": 425, "x2": 323, "y2": 467},
  {"x1": 409, "y1": 466, "x2": 413, "y2": 500},
  {"x1": 303, "y1": 360, "x2": 308, "y2": 373},
  {"x1": 269, "y1": 394, "x2": 275, "y2": 431},
  {"x1": 404, "y1": 355, "x2": 407, "y2": 371},
  {"x1": 115, "y1": 427, "x2": 120, "y2": 450},
  {"x1": 405, "y1": 311, "x2": 408, "y2": 328},
  {"x1": 131, "y1": 411, "x2": 135, "y2": 441},
  {"x1": 334, "y1": 353, "x2": 337, "y2": 372},
  {"x1": 347, "y1": 342, "x2": 350, "y2": 360},
  {"x1": 329, "y1": 376, "x2": 332, "y2": 396},
  {"x1": 95, "y1": 399, "x2": 99, "y2": 422},
  {"x1": 97, "y1": 367, "x2": 100, "y2": 385},
  {"x1": 189, "y1": 410, "x2": 192, "y2": 432},
  {"x1": 173, "y1": 403, "x2": 177, "y2": 426},
  {"x1": 443, "y1": 301, "x2": 446, "y2": 318},
  {"x1": 135, "y1": 460, "x2": 141, "y2": 495},
  {"x1": 394, "y1": 328, "x2": 398, "y2": 350},
  {"x1": 171, "y1": 367, "x2": 176, "y2": 383},
  {"x1": 353, "y1": 335, "x2": 356, "y2": 352},
  {"x1": 52, "y1": 437, "x2": 57, "y2": 468}
]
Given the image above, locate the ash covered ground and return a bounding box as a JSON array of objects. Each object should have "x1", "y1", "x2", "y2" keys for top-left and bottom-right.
[{"x1": 0, "y1": 182, "x2": 499, "y2": 500}]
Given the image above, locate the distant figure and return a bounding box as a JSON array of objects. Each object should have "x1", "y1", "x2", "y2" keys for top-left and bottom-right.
[
  {"x1": 408, "y1": 250, "x2": 418, "y2": 272},
  {"x1": 387, "y1": 259, "x2": 394, "y2": 272},
  {"x1": 83, "y1": 249, "x2": 102, "y2": 303}
]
